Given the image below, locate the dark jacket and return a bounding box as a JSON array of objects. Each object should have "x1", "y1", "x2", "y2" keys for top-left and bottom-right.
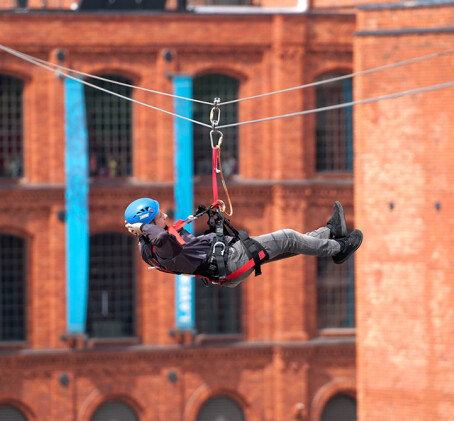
[{"x1": 138, "y1": 223, "x2": 218, "y2": 274}]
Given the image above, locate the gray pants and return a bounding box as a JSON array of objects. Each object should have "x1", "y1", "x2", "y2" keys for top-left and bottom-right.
[{"x1": 224, "y1": 227, "x2": 341, "y2": 288}]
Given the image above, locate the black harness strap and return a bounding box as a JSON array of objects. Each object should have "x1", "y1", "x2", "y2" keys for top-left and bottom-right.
[{"x1": 142, "y1": 205, "x2": 269, "y2": 284}]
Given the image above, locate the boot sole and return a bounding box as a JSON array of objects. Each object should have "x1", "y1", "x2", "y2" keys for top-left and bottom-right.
[
  {"x1": 335, "y1": 201, "x2": 348, "y2": 238},
  {"x1": 333, "y1": 230, "x2": 363, "y2": 264},
  {"x1": 330, "y1": 201, "x2": 347, "y2": 239}
]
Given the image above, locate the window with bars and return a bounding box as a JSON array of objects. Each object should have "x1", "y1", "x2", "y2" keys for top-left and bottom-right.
[
  {"x1": 321, "y1": 394, "x2": 357, "y2": 421},
  {"x1": 315, "y1": 73, "x2": 353, "y2": 173},
  {"x1": 91, "y1": 401, "x2": 138, "y2": 421},
  {"x1": 317, "y1": 256, "x2": 355, "y2": 329},
  {"x1": 0, "y1": 74, "x2": 24, "y2": 179},
  {"x1": 195, "y1": 281, "x2": 242, "y2": 335},
  {"x1": 193, "y1": 74, "x2": 239, "y2": 176},
  {"x1": 197, "y1": 396, "x2": 245, "y2": 421},
  {"x1": 0, "y1": 234, "x2": 26, "y2": 342},
  {"x1": 86, "y1": 233, "x2": 136, "y2": 338},
  {"x1": 84, "y1": 75, "x2": 133, "y2": 178},
  {"x1": 0, "y1": 405, "x2": 27, "y2": 421}
]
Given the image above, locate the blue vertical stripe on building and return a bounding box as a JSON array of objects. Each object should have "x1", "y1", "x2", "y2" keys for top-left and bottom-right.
[
  {"x1": 64, "y1": 78, "x2": 89, "y2": 334},
  {"x1": 173, "y1": 75, "x2": 195, "y2": 330}
]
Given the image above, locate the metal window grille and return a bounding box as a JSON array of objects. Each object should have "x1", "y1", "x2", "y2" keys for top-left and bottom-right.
[
  {"x1": 91, "y1": 401, "x2": 138, "y2": 421},
  {"x1": 193, "y1": 74, "x2": 239, "y2": 176},
  {"x1": 315, "y1": 74, "x2": 353, "y2": 173},
  {"x1": 197, "y1": 396, "x2": 245, "y2": 421},
  {"x1": 84, "y1": 75, "x2": 132, "y2": 178},
  {"x1": 195, "y1": 281, "x2": 242, "y2": 335},
  {"x1": 86, "y1": 233, "x2": 136, "y2": 338},
  {"x1": 317, "y1": 256, "x2": 355, "y2": 329},
  {"x1": 0, "y1": 234, "x2": 26, "y2": 342},
  {"x1": 321, "y1": 394, "x2": 357, "y2": 421},
  {"x1": 0, "y1": 405, "x2": 27, "y2": 421},
  {"x1": 0, "y1": 74, "x2": 24, "y2": 178}
]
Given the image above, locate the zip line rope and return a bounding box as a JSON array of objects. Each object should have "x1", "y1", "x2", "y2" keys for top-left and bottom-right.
[
  {"x1": 0, "y1": 44, "x2": 212, "y2": 129},
  {"x1": 217, "y1": 80, "x2": 454, "y2": 129},
  {"x1": 218, "y1": 48, "x2": 454, "y2": 106},
  {"x1": 0, "y1": 45, "x2": 214, "y2": 106},
  {"x1": 1, "y1": 44, "x2": 453, "y2": 130}
]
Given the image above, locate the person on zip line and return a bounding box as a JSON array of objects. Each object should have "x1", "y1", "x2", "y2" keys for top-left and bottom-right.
[{"x1": 124, "y1": 198, "x2": 362, "y2": 288}]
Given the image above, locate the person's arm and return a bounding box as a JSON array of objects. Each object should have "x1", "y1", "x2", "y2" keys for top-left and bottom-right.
[
  {"x1": 179, "y1": 228, "x2": 196, "y2": 242},
  {"x1": 141, "y1": 224, "x2": 183, "y2": 259}
]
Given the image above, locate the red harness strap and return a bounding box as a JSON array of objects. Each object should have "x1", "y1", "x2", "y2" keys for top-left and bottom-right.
[
  {"x1": 223, "y1": 249, "x2": 267, "y2": 281},
  {"x1": 151, "y1": 221, "x2": 267, "y2": 285},
  {"x1": 167, "y1": 225, "x2": 186, "y2": 245}
]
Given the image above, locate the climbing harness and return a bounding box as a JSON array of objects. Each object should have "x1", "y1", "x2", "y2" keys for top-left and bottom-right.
[
  {"x1": 146, "y1": 202, "x2": 268, "y2": 286},
  {"x1": 145, "y1": 98, "x2": 268, "y2": 286}
]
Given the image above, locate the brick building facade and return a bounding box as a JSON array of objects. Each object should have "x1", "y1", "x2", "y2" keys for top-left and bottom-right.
[{"x1": 0, "y1": 0, "x2": 452, "y2": 420}]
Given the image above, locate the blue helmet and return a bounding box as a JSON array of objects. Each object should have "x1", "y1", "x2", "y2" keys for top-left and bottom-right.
[{"x1": 124, "y1": 198, "x2": 160, "y2": 224}]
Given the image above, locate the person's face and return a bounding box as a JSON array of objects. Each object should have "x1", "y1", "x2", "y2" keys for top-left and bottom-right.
[{"x1": 153, "y1": 210, "x2": 168, "y2": 228}]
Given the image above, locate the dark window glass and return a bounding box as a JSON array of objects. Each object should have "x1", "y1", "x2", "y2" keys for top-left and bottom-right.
[
  {"x1": 193, "y1": 74, "x2": 239, "y2": 176},
  {"x1": 196, "y1": 282, "x2": 242, "y2": 335},
  {"x1": 321, "y1": 394, "x2": 357, "y2": 421},
  {"x1": 0, "y1": 234, "x2": 26, "y2": 341},
  {"x1": 197, "y1": 396, "x2": 244, "y2": 421},
  {"x1": 86, "y1": 233, "x2": 136, "y2": 338},
  {"x1": 84, "y1": 75, "x2": 133, "y2": 178},
  {"x1": 91, "y1": 401, "x2": 138, "y2": 421},
  {"x1": 317, "y1": 256, "x2": 355, "y2": 329},
  {"x1": 0, "y1": 405, "x2": 27, "y2": 421},
  {"x1": 315, "y1": 74, "x2": 353, "y2": 172},
  {"x1": 0, "y1": 75, "x2": 23, "y2": 178}
]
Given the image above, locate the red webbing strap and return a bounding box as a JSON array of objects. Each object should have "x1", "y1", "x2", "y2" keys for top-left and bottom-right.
[
  {"x1": 196, "y1": 249, "x2": 268, "y2": 285},
  {"x1": 225, "y1": 249, "x2": 267, "y2": 281},
  {"x1": 212, "y1": 147, "x2": 219, "y2": 204},
  {"x1": 167, "y1": 225, "x2": 186, "y2": 245}
]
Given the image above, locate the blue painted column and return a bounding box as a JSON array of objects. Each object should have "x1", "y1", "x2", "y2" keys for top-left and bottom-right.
[
  {"x1": 172, "y1": 75, "x2": 195, "y2": 330},
  {"x1": 64, "y1": 78, "x2": 89, "y2": 334}
]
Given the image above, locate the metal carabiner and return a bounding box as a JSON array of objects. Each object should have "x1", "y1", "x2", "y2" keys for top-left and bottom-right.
[
  {"x1": 210, "y1": 130, "x2": 223, "y2": 149},
  {"x1": 210, "y1": 97, "x2": 221, "y2": 128},
  {"x1": 213, "y1": 241, "x2": 226, "y2": 256}
]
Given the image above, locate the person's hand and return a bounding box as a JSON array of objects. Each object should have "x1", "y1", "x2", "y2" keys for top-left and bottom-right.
[{"x1": 125, "y1": 221, "x2": 143, "y2": 236}]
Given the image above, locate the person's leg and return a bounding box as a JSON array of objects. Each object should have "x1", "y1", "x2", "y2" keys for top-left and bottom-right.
[
  {"x1": 253, "y1": 228, "x2": 341, "y2": 261},
  {"x1": 225, "y1": 227, "x2": 339, "y2": 279}
]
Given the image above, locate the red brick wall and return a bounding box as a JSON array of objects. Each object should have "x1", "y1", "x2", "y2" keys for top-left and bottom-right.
[
  {"x1": 355, "y1": 3, "x2": 454, "y2": 420},
  {"x1": 0, "y1": 10, "x2": 356, "y2": 421}
]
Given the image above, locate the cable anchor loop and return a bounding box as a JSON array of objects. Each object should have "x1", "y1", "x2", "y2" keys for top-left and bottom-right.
[{"x1": 210, "y1": 97, "x2": 221, "y2": 131}]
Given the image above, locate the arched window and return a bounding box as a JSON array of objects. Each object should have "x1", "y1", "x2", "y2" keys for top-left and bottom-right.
[
  {"x1": 193, "y1": 74, "x2": 239, "y2": 176},
  {"x1": 197, "y1": 396, "x2": 244, "y2": 421},
  {"x1": 315, "y1": 73, "x2": 353, "y2": 173},
  {"x1": 317, "y1": 256, "x2": 355, "y2": 329},
  {"x1": 0, "y1": 74, "x2": 24, "y2": 179},
  {"x1": 84, "y1": 75, "x2": 133, "y2": 178},
  {"x1": 0, "y1": 234, "x2": 26, "y2": 342},
  {"x1": 86, "y1": 233, "x2": 136, "y2": 338},
  {"x1": 0, "y1": 404, "x2": 27, "y2": 421},
  {"x1": 91, "y1": 400, "x2": 138, "y2": 421},
  {"x1": 321, "y1": 394, "x2": 357, "y2": 421},
  {"x1": 195, "y1": 281, "x2": 242, "y2": 335}
]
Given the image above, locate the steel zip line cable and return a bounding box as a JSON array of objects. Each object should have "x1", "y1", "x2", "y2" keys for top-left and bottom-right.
[
  {"x1": 1, "y1": 44, "x2": 453, "y2": 129},
  {"x1": 217, "y1": 80, "x2": 454, "y2": 129},
  {"x1": 218, "y1": 48, "x2": 454, "y2": 106},
  {"x1": 0, "y1": 44, "x2": 212, "y2": 129},
  {"x1": 0, "y1": 45, "x2": 214, "y2": 106}
]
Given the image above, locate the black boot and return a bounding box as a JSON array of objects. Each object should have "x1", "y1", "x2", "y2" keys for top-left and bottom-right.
[
  {"x1": 333, "y1": 229, "x2": 363, "y2": 264},
  {"x1": 327, "y1": 201, "x2": 347, "y2": 239}
]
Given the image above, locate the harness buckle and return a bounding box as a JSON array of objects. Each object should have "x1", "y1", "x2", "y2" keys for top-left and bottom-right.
[{"x1": 213, "y1": 241, "x2": 226, "y2": 256}]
